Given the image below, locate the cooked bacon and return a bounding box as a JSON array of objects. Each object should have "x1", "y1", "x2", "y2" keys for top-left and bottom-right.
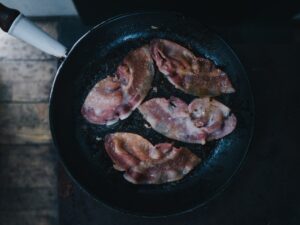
[
  {"x1": 150, "y1": 39, "x2": 235, "y2": 97},
  {"x1": 81, "y1": 46, "x2": 154, "y2": 125},
  {"x1": 138, "y1": 97, "x2": 237, "y2": 144},
  {"x1": 104, "y1": 132, "x2": 153, "y2": 171},
  {"x1": 139, "y1": 97, "x2": 206, "y2": 143},
  {"x1": 104, "y1": 133, "x2": 200, "y2": 184}
]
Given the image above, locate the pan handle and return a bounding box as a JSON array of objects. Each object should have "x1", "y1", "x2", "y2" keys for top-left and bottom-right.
[{"x1": 0, "y1": 3, "x2": 67, "y2": 58}]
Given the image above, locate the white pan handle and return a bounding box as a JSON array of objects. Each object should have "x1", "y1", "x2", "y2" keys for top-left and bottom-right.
[
  {"x1": 9, "y1": 14, "x2": 67, "y2": 58},
  {"x1": 0, "y1": 3, "x2": 67, "y2": 58}
]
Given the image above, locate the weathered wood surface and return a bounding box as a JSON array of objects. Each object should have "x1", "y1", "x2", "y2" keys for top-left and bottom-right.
[
  {"x1": 0, "y1": 21, "x2": 58, "y2": 225},
  {"x1": 0, "y1": 61, "x2": 57, "y2": 102},
  {"x1": 0, "y1": 187, "x2": 57, "y2": 211},
  {"x1": 0, "y1": 210, "x2": 57, "y2": 225},
  {"x1": 0, "y1": 103, "x2": 51, "y2": 144},
  {"x1": 0, "y1": 145, "x2": 56, "y2": 188}
]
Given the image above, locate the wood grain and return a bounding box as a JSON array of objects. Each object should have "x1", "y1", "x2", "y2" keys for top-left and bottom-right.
[
  {"x1": 0, "y1": 210, "x2": 57, "y2": 225},
  {"x1": 0, "y1": 103, "x2": 51, "y2": 144},
  {"x1": 0, "y1": 145, "x2": 56, "y2": 188},
  {"x1": 0, "y1": 61, "x2": 56, "y2": 102},
  {"x1": 0, "y1": 188, "x2": 57, "y2": 211},
  {"x1": 0, "y1": 20, "x2": 58, "y2": 225}
]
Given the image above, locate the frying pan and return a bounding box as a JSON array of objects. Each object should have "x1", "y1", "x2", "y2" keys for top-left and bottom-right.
[{"x1": 0, "y1": 4, "x2": 254, "y2": 217}]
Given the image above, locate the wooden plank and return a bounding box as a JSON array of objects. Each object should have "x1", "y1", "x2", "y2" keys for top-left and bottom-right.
[
  {"x1": 0, "y1": 145, "x2": 56, "y2": 188},
  {"x1": 0, "y1": 187, "x2": 57, "y2": 211},
  {"x1": 0, "y1": 103, "x2": 51, "y2": 144},
  {"x1": 0, "y1": 61, "x2": 57, "y2": 102},
  {"x1": 0, "y1": 22, "x2": 58, "y2": 61},
  {"x1": 0, "y1": 210, "x2": 57, "y2": 225}
]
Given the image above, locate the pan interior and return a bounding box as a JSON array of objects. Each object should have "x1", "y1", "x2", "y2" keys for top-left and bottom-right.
[{"x1": 50, "y1": 12, "x2": 254, "y2": 216}]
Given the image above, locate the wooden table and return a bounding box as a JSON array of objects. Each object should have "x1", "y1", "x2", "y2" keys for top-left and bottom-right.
[{"x1": 0, "y1": 21, "x2": 58, "y2": 225}]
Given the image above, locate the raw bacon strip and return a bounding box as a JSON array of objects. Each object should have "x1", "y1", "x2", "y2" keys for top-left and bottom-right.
[
  {"x1": 139, "y1": 97, "x2": 237, "y2": 144},
  {"x1": 82, "y1": 46, "x2": 154, "y2": 125},
  {"x1": 104, "y1": 133, "x2": 200, "y2": 184},
  {"x1": 150, "y1": 39, "x2": 235, "y2": 97}
]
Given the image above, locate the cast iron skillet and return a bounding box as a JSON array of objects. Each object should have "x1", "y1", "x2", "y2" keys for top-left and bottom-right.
[{"x1": 0, "y1": 7, "x2": 254, "y2": 217}]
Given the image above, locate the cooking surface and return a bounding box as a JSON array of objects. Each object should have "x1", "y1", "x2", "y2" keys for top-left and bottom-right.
[{"x1": 58, "y1": 19, "x2": 300, "y2": 224}]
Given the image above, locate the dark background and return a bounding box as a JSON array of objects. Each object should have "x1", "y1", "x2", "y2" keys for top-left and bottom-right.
[
  {"x1": 58, "y1": 1, "x2": 300, "y2": 224},
  {"x1": 72, "y1": 0, "x2": 300, "y2": 25}
]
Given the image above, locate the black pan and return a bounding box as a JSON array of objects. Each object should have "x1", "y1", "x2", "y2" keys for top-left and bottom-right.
[{"x1": 0, "y1": 7, "x2": 254, "y2": 217}]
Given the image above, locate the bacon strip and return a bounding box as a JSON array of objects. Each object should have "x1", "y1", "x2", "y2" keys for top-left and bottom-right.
[
  {"x1": 104, "y1": 133, "x2": 200, "y2": 184},
  {"x1": 150, "y1": 39, "x2": 235, "y2": 97},
  {"x1": 139, "y1": 97, "x2": 237, "y2": 144},
  {"x1": 82, "y1": 46, "x2": 154, "y2": 125}
]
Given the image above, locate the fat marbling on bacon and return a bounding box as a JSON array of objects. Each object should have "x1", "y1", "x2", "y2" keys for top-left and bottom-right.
[
  {"x1": 138, "y1": 97, "x2": 237, "y2": 144},
  {"x1": 104, "y1": 132, "x2": 201, "y2": 184},
  {"x1": 150, "y1": 39, "x2": 235, "y2": 97},
  {"x1": 81, "y1": 46, "x2": 154, "y2": 125}
]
